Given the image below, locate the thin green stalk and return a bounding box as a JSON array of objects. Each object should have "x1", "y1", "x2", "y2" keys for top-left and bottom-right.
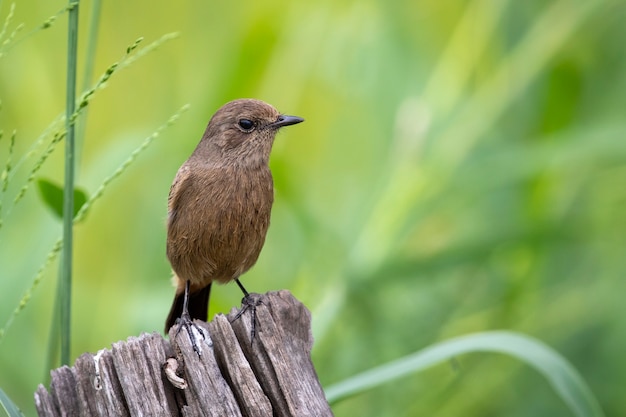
[
  {"x1": 0, "y1": 238, "x2": 62, "y2": 343},
  {"x1": 0, "y1": 130, "x2": 15, "y2": 230},
  {"x1": 75, "y1": 0, "x2": 101, "y2": 166},
  {"x1": 0, "y1": 3, "x2": 16, "y2": 44},
  {"x1": 72, "y1": 104, "x2": 190, "y2": 223},
  {"x1": 44, "y1": 260, "x2": 63, "y2": 381},
  {"x1": 60, "y1": 0, "x2": 79, "y2": 366},
  {"x1": 0, "y1": 104, "x2": 189, "y2": 348},
  {"x1": 0, "y1": 35, "x2": 182, "y2": 347},
  {"x1": 6, "y1": 33, "x2": 177, "y2": 197},
  {"x1": 0, "y1": 3, "x2": 79, "y2": 59}
]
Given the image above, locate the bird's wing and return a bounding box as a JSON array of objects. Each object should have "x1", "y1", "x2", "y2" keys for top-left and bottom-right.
[{"x1": 167, "y1": 164, "x2": 192, "y2": 223}]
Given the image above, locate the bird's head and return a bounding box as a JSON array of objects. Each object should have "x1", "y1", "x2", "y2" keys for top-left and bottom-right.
[{"x1": 194, "y1": 99, "x2": 304, "y2": 167}]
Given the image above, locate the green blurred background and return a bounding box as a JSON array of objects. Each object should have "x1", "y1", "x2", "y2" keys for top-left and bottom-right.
[{"x1": 1, "y1": 0, "x2": 626, "y2": 415}]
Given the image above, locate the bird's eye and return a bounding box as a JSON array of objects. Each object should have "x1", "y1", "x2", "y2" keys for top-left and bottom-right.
[{"x1": 237, "y1": 119, "x2": 255, "y2": 132}]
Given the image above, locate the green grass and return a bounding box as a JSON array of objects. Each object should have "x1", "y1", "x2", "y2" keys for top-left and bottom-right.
[
  {"x1": 60, "y1": 0, "x2": 79, "y2": 368},
  {"x1": 325, "y1": 331, "x2": 604, "y2": 417},
  {"x1": 1, "y1": 0, "x2": 626, "y2": 416}
]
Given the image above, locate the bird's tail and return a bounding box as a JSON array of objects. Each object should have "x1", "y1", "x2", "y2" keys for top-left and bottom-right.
[{"x1": 164, "y1": 281, "x2": 212, "y2": 333}]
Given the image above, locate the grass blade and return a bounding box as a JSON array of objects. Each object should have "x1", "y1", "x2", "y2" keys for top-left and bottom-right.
[
  {"x1": 59, "y1": 0, "x2": 79, "y2": 366},
  {"x1": 324, "y1": 331, "x2": 605, "y2": 417},
  {"x1": 75, "y1": 0, "x2": 101, "y2": 166},
  {"x1": 0, "y1": 387, "x2": 25, "y2": 417}
]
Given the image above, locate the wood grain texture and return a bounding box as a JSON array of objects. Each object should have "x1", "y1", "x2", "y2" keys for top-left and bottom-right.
[{"x1": 35, "y1": 290, "x2": 333, "y2": 417}]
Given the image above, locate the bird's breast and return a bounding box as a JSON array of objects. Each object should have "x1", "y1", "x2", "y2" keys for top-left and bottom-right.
[{"x1": 166, "y1": 165, "x2": 274, "y2": 284}]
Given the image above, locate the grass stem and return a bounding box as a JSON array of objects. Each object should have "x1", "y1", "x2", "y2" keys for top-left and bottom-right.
[{"x1": 60, "y1": 0, "x2": 79, "y2": 366}]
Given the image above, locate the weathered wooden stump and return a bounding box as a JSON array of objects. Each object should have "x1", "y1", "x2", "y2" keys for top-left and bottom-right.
[{"x1": 34, "y1": 290, "x2": 333, "y2": 416}]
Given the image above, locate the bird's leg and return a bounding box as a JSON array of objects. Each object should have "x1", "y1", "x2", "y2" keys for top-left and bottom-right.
[
  {"x1": 235, "y1": 278, "x2": 250, "y2": 297},
  {"x1": 174, "y1": 280, "x2": 208, "y2": 356},
  {"x1": 231, "y1": 278, "x2": 262, "y2": 343},
  {"x1": 180, "y1": 279, "x2": 192, "y2": 321}
]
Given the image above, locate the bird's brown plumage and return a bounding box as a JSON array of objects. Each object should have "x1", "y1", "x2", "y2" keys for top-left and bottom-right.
[{"x1": 164, "y1": 99, "x2": 303, "y2": 331}]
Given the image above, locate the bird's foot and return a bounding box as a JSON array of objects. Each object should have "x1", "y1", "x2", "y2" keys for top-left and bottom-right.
[
  {"x1": 230, "y1": 293, "x2": 263, "y2": 344},
  {"x1": 174, "y1": 312, "x2": 212, "y2": 356}
]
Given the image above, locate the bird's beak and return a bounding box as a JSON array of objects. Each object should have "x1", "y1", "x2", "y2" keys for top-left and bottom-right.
[{"x1": 273, "y1": 114, "x2": 304, "y2": 128}]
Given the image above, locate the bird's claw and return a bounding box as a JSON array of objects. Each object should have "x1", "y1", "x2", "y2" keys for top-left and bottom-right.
[
  {"x1": 174, "y1": 313, "x2": 212, "y2": 356},
  {"x1": 231, "y1": 293, "x2": 263, "y2": 344}
]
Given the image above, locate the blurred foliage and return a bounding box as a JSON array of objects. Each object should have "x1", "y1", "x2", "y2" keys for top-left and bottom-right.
[
  {"x1": 36, "y1": 178, "x2": 87, "y2": 220},
  {"x1": 1, "y1": 0, "x2": 625, "y2": 416}
]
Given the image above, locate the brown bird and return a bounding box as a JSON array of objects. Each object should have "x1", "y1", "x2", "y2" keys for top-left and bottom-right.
[{"x1": 164, "y1": 99, "x2": 304, "y2": 332}]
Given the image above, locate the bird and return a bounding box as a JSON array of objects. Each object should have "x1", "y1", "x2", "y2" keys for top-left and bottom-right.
[{"x1": 164, "y1": 98, "x2": 304, "y2": 333}]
